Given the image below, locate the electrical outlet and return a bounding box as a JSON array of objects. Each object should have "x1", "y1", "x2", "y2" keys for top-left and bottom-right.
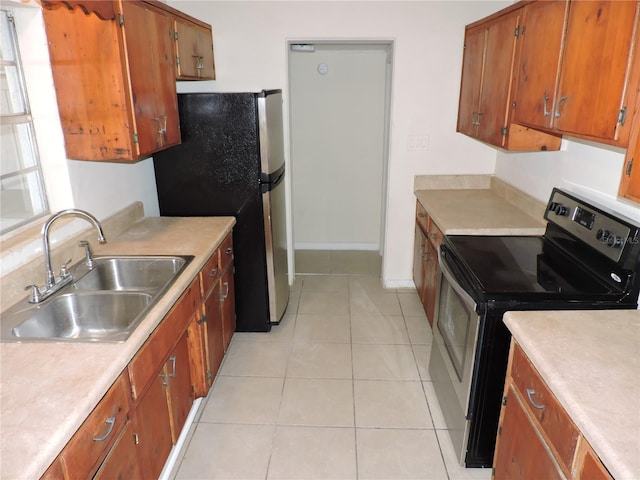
[{"x1": 408, "y1": 135, "x2": 429, "y2": 151}]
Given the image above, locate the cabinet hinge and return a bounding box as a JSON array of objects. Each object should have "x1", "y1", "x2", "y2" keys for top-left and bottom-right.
[
  {"x1": 626, "y1": 158, "x2": 634, "y2": 176},
  {"x1": 501, "y1": 127, "x2": 508, "y2": 136},
  {"x1": 502, "y1": 395, "x2": 508, "y2": 406},
  {"x1": 118, "y1": 13, "x2": 124, "y2": 27},
  {"x1": 176, "y1": 56, "x2": 180, "y2": 66},
  {"x1": 492, "y1": 467, "x2": 496, "y2": 477},
  {"x1": 514, "y1": 26, "x2": 520, "y2": 38},
  {"x1": 174, "y1": 31, "x2": 179, "y2": 40},
  {"x1": 618, "y1": 106, "x2": 627, "y2": 126},
  {"x1": 132, "y1": 132, "x2": 138, "y2": 144},
  {"x1": 511, "y1": 101, "x2": 516, "y2": 110},
  {"x1": 206, "y1": 370, "x2": 213, "y2": 383},
  {"x1": 498, "y1": 425, "x2": 502, "y2": 436}
]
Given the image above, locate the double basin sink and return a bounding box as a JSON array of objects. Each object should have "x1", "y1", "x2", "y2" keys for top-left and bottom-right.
[{"x1": 1, "y1": 255, "x2": 193, "y2": 343}]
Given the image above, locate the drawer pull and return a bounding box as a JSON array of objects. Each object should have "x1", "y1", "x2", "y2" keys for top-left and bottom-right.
[
  {"x1": 93, "y1": 416, "x2": 116, "y2": 442},
  {"x1": 168, "y1": 355, "x2": 177, "y2": 378},
  {"x1": 208, "y1": 267, "x2": 218, "y2": 278},
  {"x1": 526, "y1": 388, "x2": 545, "y2": 410}
]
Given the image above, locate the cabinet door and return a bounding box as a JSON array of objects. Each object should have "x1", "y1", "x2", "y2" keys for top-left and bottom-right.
[
  {"x1": 423, "y1": 237, "x2": 438, "y2": 328},
  {"x1": 133, "y1": 374, "x2": 173, "y2": 480},
  {"x1": 164, "y1": 331, "x2": 194, "y2": 443},
  {"x1": 221, "y1": 265, "x2": 236, "y2": 351},
  {"x1": 457, "y1": 26, "x2": 486, "y2": 137},
  {"x1": 512, "y1": 1, "x2": 568, "y2": 130},
  {"x1": 619, "y1": 97, "x2": 640, "y2": 202},
  {"x1": 175, "y1": 18, "x2": 216, "y2": 80},
  {"x1": 413, "y1": 225, "x2": 427, "y2": 301},
  {"x1": 93, "y1": 420, "x2": 142, "y2": 480},
  {"x1": 554, "y1": 1, "x2": 639, "y2": 142},
  {"x1": 477, "y1": 10, "x2": 520, "y2": 146},
  {"x1": 120, "y1": 1, "x2": 180, "y2": 157},
  {"x1": 493, "y1": 386, "x2": 564, "y2": 480},
  {"x1": 203, "y1": 286, "x2": 225, "y2": 386}
]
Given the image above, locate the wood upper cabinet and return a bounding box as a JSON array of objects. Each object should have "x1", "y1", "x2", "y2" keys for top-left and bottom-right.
[
  {"x1": 457, "y1": 6, "x2": 562, "y2": 151},
  {"x1": 513, "y1": 0, "x2": 640, "y2": 147},
  {"x1": 120, "y1": 0, "x2": 181, "y2": 157},
  {"x1": 175, "y1": 18, "x2": 216, "y2": 80},
  {"x1": 619, "y1": 89, "x2": 640, "y2": 202},
  {"x1": 42, "y1": 0, "x2": 215, "y2": 161}
]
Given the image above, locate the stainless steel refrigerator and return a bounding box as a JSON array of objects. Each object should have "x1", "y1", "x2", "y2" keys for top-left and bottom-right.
[{"x1": 153, "y1": 90, "x2": 289, "y2": 332}]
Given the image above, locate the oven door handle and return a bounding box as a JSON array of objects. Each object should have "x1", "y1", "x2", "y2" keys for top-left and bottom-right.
[{"x1": 438, "y1": 246, "x2": 477, "y2": 312}]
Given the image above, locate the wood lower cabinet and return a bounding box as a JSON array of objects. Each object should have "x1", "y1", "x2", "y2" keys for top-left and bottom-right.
[
  {"x1": 93, "y1": 420, "x2": 142, "y2": 480},
  {"x1": 493, "y1": 341, "x2": 612, "y2": 480},
  {"x1": 133, "y1": 367, "x2": 173, "y2": 480},
  {"x1": 164, "y1": 331, "x2": 195, "y2": 443},
  {"x1": 413, "y1": 201, "x2": 442, "y2": 328}
]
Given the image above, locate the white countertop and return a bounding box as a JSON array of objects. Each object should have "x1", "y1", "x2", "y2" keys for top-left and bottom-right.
[
  {"x1": 504, "y1": 310, "x2": 640, "y2": 480},
  {"x1": 0, "y1": 216, "x2": 235, "y2": 480},
  {"x1": 415, "y1": 189, "x2": 546, "y2": 235}
]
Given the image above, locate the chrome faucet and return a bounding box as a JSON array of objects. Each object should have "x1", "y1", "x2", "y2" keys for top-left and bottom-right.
[{"x1": 25, "y1": 209, "x2": 106, "y2": 303}]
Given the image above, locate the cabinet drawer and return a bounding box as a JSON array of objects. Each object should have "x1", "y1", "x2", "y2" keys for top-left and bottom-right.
[
  {"x1": 129, "y1": 277, "x2": 200, "y2": 400},
  {"x1": 416, "y1": 201, "x2": 429, "y2": 234},
  {"x1": 427, "y1": 218, "x2": 443, "y2": 248},
  {"x1": 201, "y1": 250, "x2": 221, "y2": 298},
  {"x1": 510, "y1": 344, "x2": 579, "y2": 474},
  {"x1": 220, "y1": 233, "x2": 234, "y2": 270},
  {"x1": 61, "y1": 373, "x2": 131, "y2": 480}
]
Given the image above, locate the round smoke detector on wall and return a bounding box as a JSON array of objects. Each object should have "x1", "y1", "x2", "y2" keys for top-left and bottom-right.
[{"x1": 317, "y1": 63, "x2": 329, "y2": 75}]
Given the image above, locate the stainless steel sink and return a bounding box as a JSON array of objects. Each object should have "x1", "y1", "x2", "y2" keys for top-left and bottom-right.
[
  {"x1": 1, "y1": 255, "x2": 193, "y2": 343},
  {"x1": 9, "y1": 292, "x2": 153, "y2": 342},
  {"x1": 73, "y1": 256, "x2": 189, "y2": 292}
]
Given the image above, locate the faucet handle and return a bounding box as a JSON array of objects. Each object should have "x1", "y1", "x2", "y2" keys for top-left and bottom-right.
[
  {"x1": 59, "y1": 258, "x2": 72, "y2": 278},
  {"x1": 78, "y1": 240, "x2": 95, "y2": 268},
  {"x1": 24, "y1": 284, "x2": 42, "y2": 303}
]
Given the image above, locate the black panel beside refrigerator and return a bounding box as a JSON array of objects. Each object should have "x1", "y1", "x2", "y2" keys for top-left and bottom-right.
[{"x1": 153, "y1": 90, "x2": 289, "y2": 332}]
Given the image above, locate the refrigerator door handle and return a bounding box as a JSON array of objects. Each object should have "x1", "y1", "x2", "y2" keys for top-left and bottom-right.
[{"x1": 260, "y1": 164, "x2": 285, "y2": 192}]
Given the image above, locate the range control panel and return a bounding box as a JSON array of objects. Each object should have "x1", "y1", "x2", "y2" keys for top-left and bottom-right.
[{"x1": 544, "y1": 189, "x2": 639, "y2": 264}]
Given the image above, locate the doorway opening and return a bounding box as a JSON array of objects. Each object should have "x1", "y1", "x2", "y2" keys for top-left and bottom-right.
[{"x1": 287, "y1": 41, "x2": 393, "y2": 275}]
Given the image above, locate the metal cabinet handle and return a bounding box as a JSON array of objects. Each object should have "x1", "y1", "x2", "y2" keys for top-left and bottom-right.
[
  {"x1": 168, "y1": 355, "x2": 177, "y2": 378},
  {"x1": 472, "y1": 112, "x2": 479, "y2": 126},
  {"x1": 526, "y1": 388, "x2": 545, "y2": 409},
  {"x1": 154, "y1": 115, "x2": 168, "y2": 135},
  {"x1": 218, "y1": 281, "x2": 230, "y2": 302},
  {"x1": 208, "y1": 267, "x2": 218, "y2": 278},
  {"x1": 93, "y1": 416, "x2": 116, "y2": 442},
  {"x1": 554, "y1": 97, "x2": 568, "y2": 119},
  {"x1": 542, "y1": 93, "x2": 551, "y2": 117},
  {"x1": 225, "y1": 247, "x2": 233, "y2": 255}
]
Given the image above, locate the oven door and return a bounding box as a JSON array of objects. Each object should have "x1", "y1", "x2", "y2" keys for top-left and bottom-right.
[{"x1": 429, "y1": 247, "x2": 480, "y2": 465}]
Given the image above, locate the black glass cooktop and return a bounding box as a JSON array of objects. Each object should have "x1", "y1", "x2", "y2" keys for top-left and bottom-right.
[{"x1": 444, "y1": 235, "x2": 618, "y2": 301}]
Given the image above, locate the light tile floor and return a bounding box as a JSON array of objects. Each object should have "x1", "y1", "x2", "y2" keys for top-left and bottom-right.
[{"x1": 169, "y1": 251, "x2": 491, "y2": 480}]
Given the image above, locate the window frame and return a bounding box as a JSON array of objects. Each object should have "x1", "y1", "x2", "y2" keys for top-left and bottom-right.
[{"x1": 0, "y1": 8, "x2": 49, "y2": 236}]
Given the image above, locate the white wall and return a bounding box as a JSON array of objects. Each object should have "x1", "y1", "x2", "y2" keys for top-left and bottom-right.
[
  {"x1": 11, "y1": 3, "x2": 160, "y2": 220},
  {"x1": 169, "y1": 0, "x2": 506, "y2": 287},
  {"x1": 496, "y1": 139, "x2": 640, "y2": 221},
  {"x1": 290, "y1": 46, "x2": 387, "y2": 250}
]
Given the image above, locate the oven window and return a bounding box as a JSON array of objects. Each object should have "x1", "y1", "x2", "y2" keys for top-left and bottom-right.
[{"x1": 437, "y1": 278, "x2": 473, "y2": 381}]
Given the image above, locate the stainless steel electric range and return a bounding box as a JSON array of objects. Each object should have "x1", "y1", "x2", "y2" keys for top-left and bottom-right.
[{"x1": 429, "y1": 188, "x2": 640, "y2": 468}]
